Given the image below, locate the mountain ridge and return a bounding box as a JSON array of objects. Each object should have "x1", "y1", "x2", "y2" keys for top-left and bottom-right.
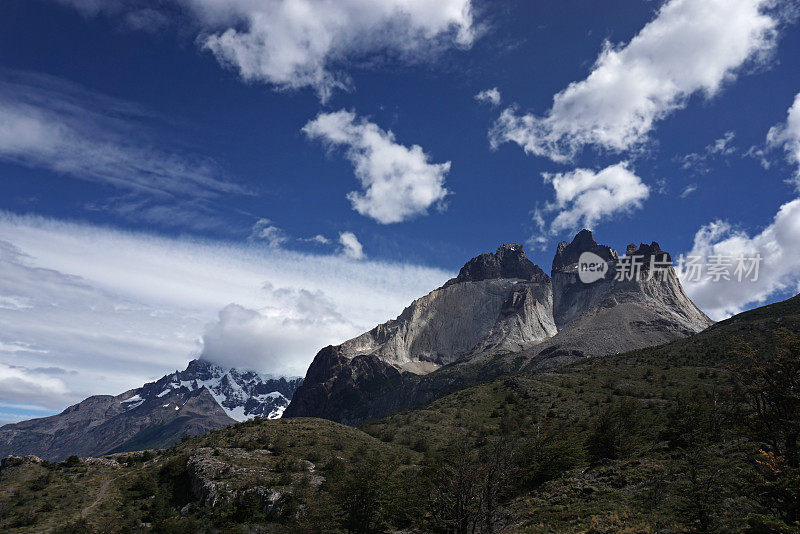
[
  {"x1": 284, "y1": 230, "x2": 713, "y2": 424},
  {"x1": 0, "y1": 359, "x2": 302, "y2": 461}
]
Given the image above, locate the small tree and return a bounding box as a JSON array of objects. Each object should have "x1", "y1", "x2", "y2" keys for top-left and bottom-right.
[
  {"x1": 730, "y1": 333, "x2": 800, "y2": 525},
  {"x1": 585, "y1": 398, "x2": 639, "y2": 463},
  {"x1": 426, "y1": 441, "x2": 483, "y2": 534},
  {"x1": 732, "y1": 335, "x2": 800, "y2": 469},
  {"x1": 477, "y1": 438, "x2": 516, "y2": 534},
  {"x1": 328, "y1": 454, "x2": 396, "y2": 533},
  {"x1": 425, "y1": 436, "x2": 517, "y2": 534},
  {"x1": 672, "y1": 445, "x2": 726, "y2": 532}
]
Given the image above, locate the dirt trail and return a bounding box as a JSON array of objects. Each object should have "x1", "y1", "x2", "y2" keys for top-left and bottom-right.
[
  {"x1": 80, "y1": 463, "x2": 146, "y2": 520},
  {"x1": 81, "y1": 477, "x2": 113, "y2": 518}
]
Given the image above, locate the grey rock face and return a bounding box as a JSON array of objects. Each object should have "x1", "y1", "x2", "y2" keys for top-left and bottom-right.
[
  {"x1": 550, "y1": 232, "x2": 711, "y2": 333},
  {"x1": 0, "y1": 360, "x2": 303, "y2": 461},
  {"x1": 338, "y1": 277, "x2": 555, "y2": 373},
  {"x1": 284, "y1": 244, "x2": 556, "y2": 422},
  {"x1": 287, "y1": 231, "x2": 713, "y2": 425}
]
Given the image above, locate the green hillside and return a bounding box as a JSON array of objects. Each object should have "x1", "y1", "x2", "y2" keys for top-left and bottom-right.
[{"x1": 2, "y1": 294, "x2": 799, "y2": 533}]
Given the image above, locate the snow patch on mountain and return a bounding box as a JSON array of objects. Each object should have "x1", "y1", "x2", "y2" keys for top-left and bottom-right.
[{"x1": 135, "y1": 359, "x2": 302, "y2": 422}]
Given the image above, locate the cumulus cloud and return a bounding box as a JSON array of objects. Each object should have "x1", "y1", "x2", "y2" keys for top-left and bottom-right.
[
  {"x1": 680, "y1": 198, "x2": 800, "y2": 320},
  {"x1": 58, "y1": 0, "x2": 474, "y2": 102},
  {"x1": 0, "y1": 70, "x2": 243, "y2": 199},
  {"x1": 0, "y1": 212, "x2": 451, "y2": 418},
  {"x1": 338, "y1": 231, "x2": 365, "y2": 260},
  {"x1": 766, "y1": 92, "x2": 800, "y2": 187},
  {"x1": 475, "y1": 87, "x2": 501, "y2": 106},
  {"x1": 248, "y1": 219, "x2": 289, "y2": 249},
  {"x1": 490, "y1": 0, "x2": 777, "y2": 162},
  {"x1": 533, "y1": 162, "x2": 650, "y2": 239},
  {"x1": 200, "y1": 288, "x2": 355, "y2": 374},
  {"x1": 303, "y1": 110, "x2": 451, "y2": 224}
]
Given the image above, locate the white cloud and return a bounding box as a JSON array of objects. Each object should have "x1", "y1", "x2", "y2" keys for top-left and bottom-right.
[
  {"x1": 0, "y1": 212, "x2": 452, "y2": 417},
  {"x1": 708, "y1": 131, "x2": 737, "y2": 155},
  {"x1": 303, "y1": 110, "x2": 451, "y2": 224},
  {"x1": 201, "y1": 287, "x2": 355, "y2": 373},
  {"x1": 0, "y1": 296, "x2": 33, "y2": 310},
  {"x1": 679, "y1": 131, "x2": 738, "y2": 175},
  {"x1": 0, "y1": 363, "x2": 69, "y2": 408},
  {"x1": 680, "y1": 198, "x2": 800, "y2": 319},
  {"x1": 766, "y1": 92, "x2": 800, "y2": 187},
  {"x1": 0, "y1": 70, "x2": 243, "y2": 199},
  {"x1": 58, "y1": 0, "x2": 474, "y2": 102},
  {"x1": 338, "y1": 231, "x2": 365, "y2": 260},
  {"x1": 301, "y1": 234, "x2": 331, "y2": 245},
  {"x1": 0, "y1": 341, "x2": 48, "y2": 354},
  {"x1": 680, "y1": 184, "x2": 698, "y2": 198},
  {"x1": 534, "y1": 162, "x2": 650, "y2": 238},
  {"x1": 475, "y1": 87, "x2": 501, "y2": 106},
  {"x1": 490, "y1": 0, "x2": 777, "y2": 162},
  {"x1": 248, "y1": 219, "x2": 289, "y2": 249}
]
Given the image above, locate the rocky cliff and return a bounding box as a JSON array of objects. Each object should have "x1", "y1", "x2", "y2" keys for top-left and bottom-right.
[
  {"x1": 285, "y1": 231, "x2": 712, "y2": 424},
  {"x1": 284, "y1": 244, "x2": 557, "y2": 423}
]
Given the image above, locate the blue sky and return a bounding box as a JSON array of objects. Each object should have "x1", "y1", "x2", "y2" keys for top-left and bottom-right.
[{"x1": 1, "y1": 0, "x2": 800, "y2": 423}]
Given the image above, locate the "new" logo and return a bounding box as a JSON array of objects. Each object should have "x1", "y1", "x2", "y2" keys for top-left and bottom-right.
[{"x1": 578, "y1": 252, "x2": 608, "y2": 284}]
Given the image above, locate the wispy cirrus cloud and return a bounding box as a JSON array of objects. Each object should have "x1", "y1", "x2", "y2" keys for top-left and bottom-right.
[
  {"x1": 0, "y1": 70, "x2": 242, "y2": 198},
  {"x1": 303, "y1": 110, "x2": 451, "y2": 224},
  {"x1": 678, "y1": 131, "x2": 738, "y2": 176},
  {"x1": 490, "y1": 0, "x2": 778, "y2": 162}
]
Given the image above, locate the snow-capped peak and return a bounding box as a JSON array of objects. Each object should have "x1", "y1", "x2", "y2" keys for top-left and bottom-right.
[{"x1": 126, "y1": 359, "x2": 302, "y2": 422}]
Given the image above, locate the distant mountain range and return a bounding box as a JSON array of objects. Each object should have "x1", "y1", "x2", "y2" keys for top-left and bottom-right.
[
  {"x1": 0, "y1": 360, "x2": 302, "y2": 461},
  {"x1": 284, "y1": 230, "x2": 712, "y2": 424},
  {"x1": 1, "y1": 229, "x2": 712, "y2": 460}
]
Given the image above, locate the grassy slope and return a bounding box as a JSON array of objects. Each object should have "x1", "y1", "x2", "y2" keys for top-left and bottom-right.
[{"x1": 0, "y1": 418, "x2": 419, "y2": 533}]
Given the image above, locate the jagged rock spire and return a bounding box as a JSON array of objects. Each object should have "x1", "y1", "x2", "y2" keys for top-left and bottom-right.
[
  {"x1": 446, "y1": 243, "x2": 549, "y2": 286},
  {"x1": 552, "y1": 229, "x2": 618, "y2": 273}
]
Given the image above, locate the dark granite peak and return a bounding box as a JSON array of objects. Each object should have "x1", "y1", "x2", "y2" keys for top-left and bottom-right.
[
  {"x1": 626, "y1": 241, "x2": 670, "y2": 262},
  {"x1": 552, "y1": 229, "x2": 619, "y2": 273},
  {"x1": 446, "y1": 243, "x2": 549, "y2": 287}
]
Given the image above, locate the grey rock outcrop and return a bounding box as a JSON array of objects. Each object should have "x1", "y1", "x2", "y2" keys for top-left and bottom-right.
[
  {"x1": 286, "y1": 231, "x2": 713, "y2": 425},
  {"x1": 187, "y1": 447, "x2": 290, "y2": 518}
]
